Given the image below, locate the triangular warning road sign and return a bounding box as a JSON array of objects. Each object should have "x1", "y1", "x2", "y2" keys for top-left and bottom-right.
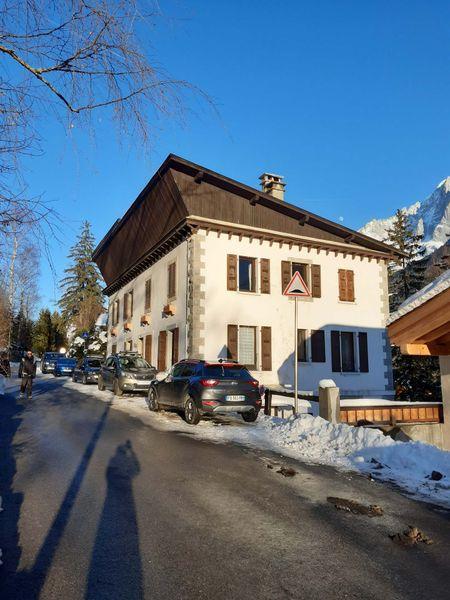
[{"x1": 283, "y1": 271, "x2": 311, "y2": 297}]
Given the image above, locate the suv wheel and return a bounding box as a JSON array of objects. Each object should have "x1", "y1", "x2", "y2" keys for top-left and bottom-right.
[
  {"x1": 113, "y1": 378, "x2": 124, "y2": 397},
  {"x1": 242, "y1": 410, "x2": 259, "y2": 423},
  {"x1": 97, "y1": 375, "x2": 105, "y2": 391},
  {"x1": 147, "y1": 388, "x2": 159, "y2": 412},
  {"x1": 184, "y1": 397, "x2": 200, "y2": 425}
]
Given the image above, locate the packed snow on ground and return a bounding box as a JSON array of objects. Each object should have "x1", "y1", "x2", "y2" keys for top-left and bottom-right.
[{"x1": 60, "y1": 377, "x2": 450, "y2": 508}]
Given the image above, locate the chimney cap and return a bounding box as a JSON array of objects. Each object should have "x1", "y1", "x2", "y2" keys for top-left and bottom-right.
[{"x1": 259, "y1": 172, "x2": 284, "y2": 182}]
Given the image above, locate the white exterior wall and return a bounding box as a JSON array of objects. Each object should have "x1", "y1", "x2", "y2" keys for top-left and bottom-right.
[
  {"x1": 200, "y1": 230, "x2": 392, "y2": 397},
  {"x1": 107, "y1": 242, "x2": 188, "y2": 367}
]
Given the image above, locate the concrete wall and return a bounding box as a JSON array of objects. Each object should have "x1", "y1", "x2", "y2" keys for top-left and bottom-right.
[
  {"x1": 393, "y1": 423, "x2": 445, "y2": 449},
  {"x1": 200, "y1": 229, "x2": 392, "y2": 396}
]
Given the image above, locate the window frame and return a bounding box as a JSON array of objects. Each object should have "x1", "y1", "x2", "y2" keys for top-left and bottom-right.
[
  {"x1": 144, "y1": 278, "x2": 152, "y2": 312},
  {"x1": 238, "y1": 325, "x2": 257, "y2": 369},
  {"x1": 238, "y1": 256, "x2": 257, "y2": 293},
  {"x1": 291, "y1": 261, "x2": 311, "y2": 289}
]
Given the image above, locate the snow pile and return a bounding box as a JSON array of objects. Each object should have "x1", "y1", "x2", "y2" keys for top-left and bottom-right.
[
  {"x1": 387, "y1": 269, "x2": 450, "y2": 324},
  {"x1": 60, "y1": 377, "x2": 450, "y2": 507}
]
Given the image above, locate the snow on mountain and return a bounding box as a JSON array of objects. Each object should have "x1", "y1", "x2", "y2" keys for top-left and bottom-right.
[{"x1": 360, "y1": 177, "x2": 450, "y2": 255}]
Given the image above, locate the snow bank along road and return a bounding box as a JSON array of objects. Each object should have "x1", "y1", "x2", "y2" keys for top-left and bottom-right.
[{"x1": 1, "y1": 374, "x2": 450, "y2": 600}]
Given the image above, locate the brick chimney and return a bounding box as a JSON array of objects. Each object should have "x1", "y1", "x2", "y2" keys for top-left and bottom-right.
[{"x1": 259, "y1": 172, "x2": 286, "y2": 201}]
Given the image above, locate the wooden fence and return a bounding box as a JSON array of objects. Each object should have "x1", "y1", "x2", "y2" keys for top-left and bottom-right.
[{"x1": 340, "y1": 403, "x2": 443, "y2": 426}]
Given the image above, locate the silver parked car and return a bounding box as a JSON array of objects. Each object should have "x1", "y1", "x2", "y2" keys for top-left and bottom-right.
[{"x1": 97, "y1": 352, "x2": 156, "y2": 396}]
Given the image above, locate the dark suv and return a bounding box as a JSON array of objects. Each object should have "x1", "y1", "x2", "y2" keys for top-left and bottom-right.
[
  {"x1": 72, "y1": 356, "x2": 104, "y2": 384},
  {"x1": 98, "y1": 352, "x2": 157, "y2": 396},
  {"x1": 147, "y1": 360, "x2": 262, "y2": 425}
]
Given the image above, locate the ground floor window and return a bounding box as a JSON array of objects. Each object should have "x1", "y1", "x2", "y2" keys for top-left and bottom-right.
[
  {"x1": 238, "y1": 326, "x2": 256, "y2": 368},
  {"x1": 297, "y1": 329, "x2": 326, "y2": 363},
  {"x1": 331, "y1": 330, "x2": 369, "y2": 373}
]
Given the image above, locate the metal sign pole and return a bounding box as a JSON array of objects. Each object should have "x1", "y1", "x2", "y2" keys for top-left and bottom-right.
[{"x1": 294, "y1": 296, "x2": 298, "y2": 414}]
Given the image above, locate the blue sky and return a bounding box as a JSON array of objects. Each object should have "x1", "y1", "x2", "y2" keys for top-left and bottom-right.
[{"x1": 22, "y1": 0, "x2": 450, "y2": 309}]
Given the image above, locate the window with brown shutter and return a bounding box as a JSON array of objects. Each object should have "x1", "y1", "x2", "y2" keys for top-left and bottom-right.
[
  {"x1": 158, "y1": 331, "x2": 167, "y2": 371},
  {"x1": 144, "y1": 335, "x2": 152, "y2": 364},
  {"x1": 227, "y1": 255, "x2": 238, "y2": 291},
  {"x1": 311, "y1": 264, "x2": 321, "y2": 298},
  {"x1": 145, "y1": 279, "x2": 151, "y2": 311},
  {"x1": 168, "y1": 262, "x2": 176, "y2": 299},
  {"x1": 281, "y1": 260, "x2": 291, "y2": 292},
  {"x1": 311, "y1": 330, "x2": 326, "y2": 362},
  {"x1": 297, "y1": 329, "x2": 307, "y2": 362},
  {"x1": 261, "y1": 326, "x2": 272, "y2": 370},
  {"x1": 338, "y1": 269, "x2": 355, "y2": 302},
  {"x1": 171, "y1": 327, "x2": 179, "y2": 364},
  {"x1": 227, "y1": 324, "x2": 238, "y2": 360},
  {"x1": 260, "y1": 259, "x2": 270, "y2": 294}
]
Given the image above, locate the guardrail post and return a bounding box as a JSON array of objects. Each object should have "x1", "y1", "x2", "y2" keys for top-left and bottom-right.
[{"x1": 318, "y1": 379, "x2": 340, "y2": 424}]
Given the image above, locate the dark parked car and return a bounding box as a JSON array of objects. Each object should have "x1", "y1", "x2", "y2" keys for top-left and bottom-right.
[
  {"x1": 72, "y1": 356, "x2": 104, "y2": 385},
  {"x1": 98, "y1": 352, "x2": 157, "y2": 396},
  {"x1": 54, "y1": 357, "x2": 77, "y2": 377},
  {"x1": 147, "y1": 359, "x2": 262, "y2": 425},
  {"x1": 41, "y1": 352, "x2": 66, "y2": 374}
]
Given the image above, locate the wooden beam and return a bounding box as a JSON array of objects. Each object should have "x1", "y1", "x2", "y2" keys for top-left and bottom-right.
[
  {"x1": 249, "y1": 194, "x2": 259, "y2": 206},
  {"x1": 417, "y1": 323, "x2": 450, "y2": 344},
  {"x1": 298, "y1": 214, "x2": 310, "y2": 226},
  {"x1": 400, "y1": 343, "x2": 432, "y2": 356}
]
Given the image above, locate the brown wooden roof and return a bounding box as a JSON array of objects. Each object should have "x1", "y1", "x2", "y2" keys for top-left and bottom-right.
[
  {"x1": 387, "y1": 287, "x2": 450, "y2": 356},
  {"x1": 94, "y1": 154, "x2": 401, "y2": 294}
]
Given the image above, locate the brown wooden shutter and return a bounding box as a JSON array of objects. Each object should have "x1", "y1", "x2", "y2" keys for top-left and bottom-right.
[
  {"x1": 338, "y1": 269, "x2": 347, "y2": 301},
  {"x1": 158, "y1": 331, "x2": 167, "y2": 371},
  {"x1": 227, "y1": 324, "x2": 238, "y2": 360},
  {"x1": 260, "y1": 259, "x2": 270, "y2": 294},
  {"x1": 311, "y1": 330, "x2": 326, "y2": 362},
  {"x1": 144, "y1": 335, "x2": 152, "y2": 363},
  {"x1": 346, "y1": 270, "x2": 355, "y2": 302},
  {"x1": 129, "y1": 291, "x2": 133, "y2": 317},
  {"x1": 358, "y1": 332, "x2": 369, "y2": 372},
  {"x1": 297, "y1": 329, "x2": 307, "y2": 362},
  {"x1": 331, "y1": 330, "x2": 341, "y2": 372},
  {"x1": 145, "y1": 280, "x2": 151, "y2": 311},
  {"x1": 168, "y1": 263, "x2": 176, "y2": 298},
  {"x1": 172, "y1": 327, "x2": 179, "y2": 364},
  {"x1": 261, "y1": 326, "x2": 272, "y2": 371},
  {"x1": 122, "y1": 294, "x2": 127, "y2": 320},
  {"x1": 227, "y1": 255, "x2": 238, "y2": 291},
  {"x1": 281, "y1": 260, "x2": 291, "y2": 293},
  {"x1": 311, "y1": 264, "x2": 321, "y2": 298}
]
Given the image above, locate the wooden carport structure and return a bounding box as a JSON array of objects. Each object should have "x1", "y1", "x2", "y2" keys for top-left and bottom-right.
[{"x1": 387, "y1": 270, "x2": 450, "y2": 449}]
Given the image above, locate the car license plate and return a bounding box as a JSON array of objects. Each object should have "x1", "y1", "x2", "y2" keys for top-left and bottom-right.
[{"x1": 226, "y1": 395, "x2": 246, "y2": 402}]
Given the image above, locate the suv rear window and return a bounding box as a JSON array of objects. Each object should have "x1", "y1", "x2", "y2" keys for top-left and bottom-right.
[
  {"x1": 203, "y1": 365, "x2": 252, "y2": 379},
  {"x1": 86, "y1": 359, "x2": 102, "y2": 367}
]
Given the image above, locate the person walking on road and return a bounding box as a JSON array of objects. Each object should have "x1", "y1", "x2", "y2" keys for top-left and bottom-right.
[
  {"x1": 0, "y1": 351, "x2": 11, "y2": 396},
  {"x1": 19, "y1": 350, "x2": 37, "y2": 399}
]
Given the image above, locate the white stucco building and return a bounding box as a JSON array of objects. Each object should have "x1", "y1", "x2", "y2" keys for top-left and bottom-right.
[{"x1": 93, "y1": 155, "x2": 399, "y2": 397}]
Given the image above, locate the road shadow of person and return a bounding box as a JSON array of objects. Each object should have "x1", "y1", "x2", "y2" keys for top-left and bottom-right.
[
  {"x1": 85, "y1": 440, "x2": 142, "y2": 600},
  {"x1": 0, "y1": 391, "x2": 24, "y2": 596}
]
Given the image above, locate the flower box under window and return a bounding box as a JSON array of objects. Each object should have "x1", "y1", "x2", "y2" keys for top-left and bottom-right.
[
  {"x1": 110, "y1": 327, "x2": 118, "y2": 337},
  {"x1": 140, "y1": 314, "x2": 151, "y2": 326},
  {"x1": 163, "y1": 304, "x2": 175, "y2": 316},
  {"x1": 124, "y1": 321, "x2": 133, "y2": 332}
]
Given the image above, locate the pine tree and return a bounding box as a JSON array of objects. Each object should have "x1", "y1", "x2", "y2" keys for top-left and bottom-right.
[
  {"x1": 59, "y1": 222, "x2": 104, "y2": 333},
  {"x1": 32, "y1": 309, "x2": 54, "y2": 355},
  {"x1": 385, "y1": 209, "x2": 440, "y2": 400},
  {"x1": 11, "y1": 306, "x2": 33, "y2": 351},
  {"x1": 385, "y1": 209, "x2": 427, "y2": 311}
]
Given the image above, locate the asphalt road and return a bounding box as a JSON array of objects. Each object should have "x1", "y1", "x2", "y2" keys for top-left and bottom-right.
[{"x1": 1, "y1": 375, "x2": 450, "y2": 600}]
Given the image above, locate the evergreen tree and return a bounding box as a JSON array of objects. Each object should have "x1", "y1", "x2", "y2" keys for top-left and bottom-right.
[
  {"x1": 51, "y1": 311, "x2": 67, "y2": 351},
  {"x1": 32, "y1": 309, "x2": 53, "y2": 355},
  {"x1": 385, "y1": 209, "x2": 440, "y2": 400},
  {"x1": 385, "y1": 209, "x2": 427, "y2": 311},
  {"x1": 59, "y1": 222, "x2": 104, "y2": 333}
]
